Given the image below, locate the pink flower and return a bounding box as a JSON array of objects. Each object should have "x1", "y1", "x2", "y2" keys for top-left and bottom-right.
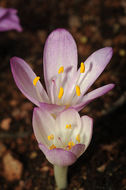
[
  {"x1": 10, "y1": 28, "x2": 114, "y2": 113},
  {"x1": 33, "y1": 107, "x2": 93, "y2": 166},
  {"x1": 0, "y1": 7, "x2": 22, "y2": 32}
]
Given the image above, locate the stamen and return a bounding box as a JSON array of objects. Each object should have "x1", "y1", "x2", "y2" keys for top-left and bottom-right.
[
  {"x1": 48, "y1": 134, "x2": 54, "y2": 140},
  {"x1": 76, "y1": 85, "x2": 81, "y2": 96},
  {"x1": 68, "y1": 141, "x2": 75, "y2": 149},
  {"x1": 58, "y1": 87, "x2": 64, "y2": 99},
  {"x1": 50, "y1": 144, "x2": 56, "y2": 150},
  {"x1": 33, "y1": 76, "x2": 40, "y2": 86},
  {"x1": 58, "y1": 66, "x2": 64, "y2": 74},
  {"x1": 66, "y1": 124, "x2": 72, "y2": 129},
  {"x1": 80, "y1": 62, "x2": 85, "y2": 73},
  {"x1": 51, "y1": 114, "x2": 56, "y2": 119},
  {"x1": 65, "y1": 104, "x2": 70, "y2": 109},
  {"x1": 76, "y1": 134, "x2": 80, "y2": 143}
]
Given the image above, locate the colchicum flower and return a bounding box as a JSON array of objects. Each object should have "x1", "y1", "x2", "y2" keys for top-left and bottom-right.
[
  {"x1": 0, "y1": 7, "x2": 22, "y2": 32},
  {"x1": 33, "y1": 108, "x2": 93, "y2": 166},
  {"x1": 33, "y1": 107, "x2": 93, "y2": 188},
  {"x1": 10, "y1": 29, "x2": 114, "y2": 113}
]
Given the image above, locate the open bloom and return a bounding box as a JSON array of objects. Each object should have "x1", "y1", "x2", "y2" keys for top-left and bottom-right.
[
  {"x1": 33, "y1": 107, "x2": 93, "y2": 166},
  {"x1": 0, "y1": 7, "x2": 22, "y2": 32},
  {"x1": 10, "y1": 28, "x2": 114, "y2": 113}
]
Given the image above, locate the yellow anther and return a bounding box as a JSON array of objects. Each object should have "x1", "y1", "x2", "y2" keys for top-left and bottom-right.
[
  {"x1": 66, "y1": 124, "x2": 72, "y2": 129},
  {"x1": 33, "y1": 76, "x2": 40, "y2": 86},
  {"x1": 68, "y1": 141, "x2": 75, "y2": 149},
  {"x1": 58, "y1": 87, "x2": 64, "y2": 99},
  {"x1": 58, "y1": 66, "x2": 64, "y2": 74},
  {"x1": 76, "y1": 134, "x2": 80, "y2": 143},
  {"x1": 51, "y1": 114, "x2": 56, "y2": 119},
  {"x1": 50, "y1": 144, "x2": 56, "y2": 150},
  {"x1": 80, "y1": 62, "x2": 85, "y2": 73},
  {"x1": 76, "y1": 85, "x2": 81, "y2": 96},
  {"x1": 48, "y1": 134, "x2": 54, "y2": 141}
]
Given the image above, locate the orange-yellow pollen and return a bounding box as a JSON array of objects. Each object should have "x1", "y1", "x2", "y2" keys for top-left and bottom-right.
[
  {"x1": 66, "y1": 124, "x2": 72, "y2": 129},
  {"x1": 65, "y1": 104, "x2": 70, "y2": 109},
  {"x1": 76, "y1": 85, "x2": 81, "y2": 96},
  {"x1": 68, "y1": 141, "x2": 75, "y2": 149},
  {"x1": 58, "y1": 87, "x2": 64, "y2": 99},
  {"x1": 80, "y1": 62, "x2": 85, "y2": 73},
  {"x1": 50, "y1": 144, "x2": 56, "y2": 150},
  {"x1": 58, "y1": 66, "x2": 64, "y2": 74},
  {"x1": 33, "y1": 76, "x2": 40, "y2": 86},
  {"x1": 76, "y1": 134, "x2": 80, "y2": 143},
  {"x1": 48, "y1": 134, "x2": 54, "y2": 140},
  {"x1": 51, "y1": 114, "x2": 56, "y2": 119}
]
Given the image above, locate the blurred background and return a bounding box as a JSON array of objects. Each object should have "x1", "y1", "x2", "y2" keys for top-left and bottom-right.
[{"x1": 0, "y1": 0, "x2": 126, "y2": 189}]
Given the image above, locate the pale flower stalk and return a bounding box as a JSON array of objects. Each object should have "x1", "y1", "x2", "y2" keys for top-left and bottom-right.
[
  {"x1": 10, "y1": 28, "x2": 114, "y2": 114},
  {"x1": 33, "y1": 107, "x2": 93, "y2": 189}
]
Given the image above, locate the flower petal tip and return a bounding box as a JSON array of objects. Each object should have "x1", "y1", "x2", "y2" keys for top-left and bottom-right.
[
  {"x1": 106, "y1": 46, "x2": 113, "y2": 56},
  {"x1": 110, "y1": 83, "x2": 115, "y2": 89}
]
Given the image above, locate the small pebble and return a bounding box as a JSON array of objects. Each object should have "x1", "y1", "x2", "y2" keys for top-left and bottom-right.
[
  {"x1": 30, "y1": 152, "x2": 37, "y2": 159},
  {"x1": 1, "y1": 118, "x2": 12, "y2": 131},
  {"x1": 80, "y1": 36, "x2": 88, "y2": 44},
  {"x1": 3, "y1": 152, "x2": 23, "y2": 181},
  {"x1": 119, "y1": 49, "x2": 126, "y2": 56}
]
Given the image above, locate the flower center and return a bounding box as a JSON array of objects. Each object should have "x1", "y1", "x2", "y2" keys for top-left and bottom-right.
[
  {"x1": 57, "y1": 63, "x2": 85, "y2": 102},
  {"x1": 47, "y1": 124, "x2": 81, "y2": 150}
]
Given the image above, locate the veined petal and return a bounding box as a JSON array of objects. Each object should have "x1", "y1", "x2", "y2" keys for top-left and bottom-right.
[
  {"x1": 77, "y1": 47, "x2": 113, "y2": 98},
  {"x1": 43, "y1": 28, "x2": 78, "y2": 95},
  {"x1": 80, "y1": 116, "x2": 93, "y2": 150},
  {"x1": 10, "y1": 57, "x2": 49, "y2": 106},
  {"x1": 72, "y1": 84, "x2": 115, "y2": 111},
  {"x1": 32, "y1": 107, "x2": 56, "y2": 146},
  {"x1": 39, "y1": 143, "x2": 77, "y2": 166}
]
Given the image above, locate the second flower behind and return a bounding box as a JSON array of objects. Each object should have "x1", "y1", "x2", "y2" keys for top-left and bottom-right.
[{"x1": 33, "y1": 108, "x2": 93, "y2": 166}]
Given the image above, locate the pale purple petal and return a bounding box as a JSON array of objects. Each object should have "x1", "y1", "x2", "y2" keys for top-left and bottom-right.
[
  {"x1": 10, "y1": 57, "x2": 49, "y2": 106},
  {"x1": 39, "y1": 143, "x2": 77, "y2": 166},
  {"x1": 70, "y1": 144, "x2": 85, "y2": 158},
  {"x1": 80, "y1": 116, "x2": 93, "y2": 150},
  {"x1": 0, "y1": 7, "x2": 8, "y2": 18},
  {"x1": 0, "y1": 8, "x2": 22, "y2": 32},
  {"x1": 43, "y1": 28, "x2": 78, "y2": 94},
  {"x1": 77, "y1": 47, "x2": 113, "y2": 97},
  {"x1": 39, "y1": 102, "x2": 65, "y2": 115},
  {"x1": 55, "y1": 109, "x2": 81, "y2": 144},
  {"x1": 32, "y1": 107, "x2": 56, "y2": 146},
  {"x1": 72, "y1": 83, "x2": 115, "y2": 111}
]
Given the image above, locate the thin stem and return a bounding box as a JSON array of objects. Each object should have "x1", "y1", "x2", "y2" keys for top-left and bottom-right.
[{"x1": 54, "y1": 165, "x2": 68, "y2": 189}]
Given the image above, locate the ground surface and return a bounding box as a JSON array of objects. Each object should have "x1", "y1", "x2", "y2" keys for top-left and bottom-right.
[{"x1": 0, "y1": 0, "x2": 126, "y2": 189}]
